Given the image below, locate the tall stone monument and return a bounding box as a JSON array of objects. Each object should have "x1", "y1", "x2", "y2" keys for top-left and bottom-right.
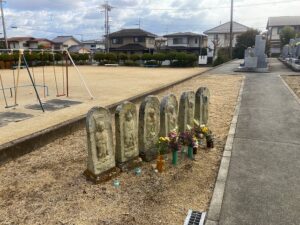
[
  {"x1": 115, "y1": 101, "x2": 141, "y2": 171},
  {"x1": 84, "y1": 107, "x2": 119, "y2": 183},
  {"x1": 178, "y1": 91, "x2": 195, "y2": 132},
  {"x1": 236, "y1": 35, "x2": 269, "y2": 72},
  {"x1": 160, "y1": 94, "x2": 178, "y2": 137},
  {"x1": 139, "y1": 95, "x2": 160, "y2": 162},
  {"x1": 195, "y1": 87, "x2": 210, "y2": 125}
]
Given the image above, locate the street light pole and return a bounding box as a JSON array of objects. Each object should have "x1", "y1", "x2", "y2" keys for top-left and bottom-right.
[
  {"x1": 229, "y1": 0, "x2": 234, "y2": 59},
  {"x1": 0, "y1": 0, "x2": 8, "y2": 49}
]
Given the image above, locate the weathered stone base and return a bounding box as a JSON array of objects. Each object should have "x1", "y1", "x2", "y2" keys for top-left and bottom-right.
[
  {"x1": 139, "y1": 151, "x2": 158, "y2": 162},
  {"x1": 234, "y1": 66, "x2": 270, "y2": 73},
  {"x1": 84, "y1": 167, "x2": 120, "y2": 184},
  {"x1": 117, "y1": 156, "x2": 143, "y2": 172}
]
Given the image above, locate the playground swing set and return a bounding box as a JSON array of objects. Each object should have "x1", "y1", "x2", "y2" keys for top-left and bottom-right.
[{"x1": 0, "y1": 49, "x2": 94, "y2": 112}]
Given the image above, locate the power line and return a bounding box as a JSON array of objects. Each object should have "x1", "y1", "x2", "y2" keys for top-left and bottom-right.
[{"x1": 112, "y1": 0, "x2": 299, "y2": 11}]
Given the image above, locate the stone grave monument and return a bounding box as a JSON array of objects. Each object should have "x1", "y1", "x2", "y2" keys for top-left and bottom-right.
[
  {"x1": 139, "y1": 95, "x2": 160, "y2": 162},
  {"x1": 178, "y1": 91, "x2": 195, "y2": 132},
  {"x1": 84, "y1": 107, "x2": 119, "y2": 183},
  {"x1": 160, "y1": 94, "x2": 178, "y2": 137},
  {"x1": 115, "y1": 101, "x2": 141, "y2": 171},
  {"x1": 195, "y1": 87, "x2": 210, "y2": 125},
  {"x1": 236, "y1": 35, "x2": 269, "y2": 72}
]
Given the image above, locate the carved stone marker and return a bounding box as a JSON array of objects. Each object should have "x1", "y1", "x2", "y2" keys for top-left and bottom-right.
[
  {"x1": 139, "y1": 95, "x2": 160, "y2": 162},
  {"x1": 84, "y1": 107, "x2": 119, "y2": 184},
  {"x1": 178, "y1": 91, "x2": 195, "y2": 132},
  {"x1": 160, "y1": 94, "x2": 178, "y2": 137},
  {"x1": 115, "y1": 101, "x2": 141, "y2": 171},
  {"x1": 195, "y1": 87, "x2": 210, "y2": 125}
]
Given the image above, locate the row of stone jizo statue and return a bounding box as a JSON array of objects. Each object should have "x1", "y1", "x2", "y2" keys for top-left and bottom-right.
[{"x1": 84, "y1": 87, "x2": 210, "y2": 183}]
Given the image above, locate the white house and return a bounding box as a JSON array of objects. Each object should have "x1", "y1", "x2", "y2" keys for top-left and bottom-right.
[
  {"x1": 52, "y1": 36, "x2": 81, "y2": 50},
  {"x1": 163, "y1": 32, "x2": 207, "y2": 54},
  {"x1": 204, "y1": 21, "x2": 250, "y2": 57},
  {"x1": 8, "y1": 37, "x2": 53, "y2": 50},
  {"x1": 81, "y1": 40, "x2": 105, "y2": 52},
  {"x1": 266, "y1": 16, "x2": 300, "y2": 56}
]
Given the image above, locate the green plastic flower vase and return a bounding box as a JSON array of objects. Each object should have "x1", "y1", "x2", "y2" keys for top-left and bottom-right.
[
  {"x1": 172, "y1": 151, "x2": 178, "y2": 165},
  {"x1": 188, "y1": 146, "x2": 193, "y2": 159}
]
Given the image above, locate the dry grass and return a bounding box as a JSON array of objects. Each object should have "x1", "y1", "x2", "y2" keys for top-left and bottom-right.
[
  {"x1": 282, "y1": 75, "x2": 300, "y2": 98},
  {"x1": 0, "y1": 74, "x2": 243, "y2": 225}
]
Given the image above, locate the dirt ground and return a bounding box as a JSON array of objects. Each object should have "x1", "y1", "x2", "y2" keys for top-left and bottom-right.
[
  {"x1": 0, "y1": 66, "x2": 207, "y2": 145},
  {"x1": 0, "y1": 66, "x2": 206, "y2": 106},
  {"x1": 0, "y1": 74, "x2": 243, "y2": 225},
  {"x1": 282, "y1": 75, "x2": 300, "y2": 98}
]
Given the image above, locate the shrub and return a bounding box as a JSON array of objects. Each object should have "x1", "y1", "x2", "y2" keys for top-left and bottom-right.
[
  {"x1": 94, "y1": 53, "x2": 106, "y2": 62},
  {"x1": 124, "y1": 60, "x2": 140, "y2": 67},
  {"x1": 129, "y1": 54, "x2": 140, "y2": 62},
  {"x1": 105, "y1": 53, "x2": 117, "y2": 62},
  {"x1": 118, "y1": 53, "x2": 128, "y2": 61},
  {"x1": 152, "y1": 53, "x2": 166, "y2": 65},
  {"x1": 141, "y1": 53, "x2": 153, "y2": 61}
]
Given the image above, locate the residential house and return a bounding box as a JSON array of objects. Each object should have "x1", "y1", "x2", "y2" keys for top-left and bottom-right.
[
  {"x1": 163, "y1": 32, "x2": 207, "y2": 54},
  {"x1": 108, "y1": 28, "x2": 157, "y2": 54},
  {"x1": 8, "y1": 37, "x2": 53, "y2": 50},
  {"x1": 81, "y1": 40, "x2": 105, "y2": 52},
  {"x1": 52, "y1": 36, "x2": 81, "y2": 50},
  {"x1": 204, "y1": 21, "x2": 250, "y2": 57},
  {"x1": 266, "y1": 16, "x2": 300, "y2": 56},
  {"x1": 68, "y1": 45, "x2": 91, "y2": 54}
]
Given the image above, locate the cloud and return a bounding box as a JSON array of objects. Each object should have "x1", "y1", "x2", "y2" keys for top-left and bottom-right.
[{"x1": 3, "y1": 0, "x2": 300, "y2": 40}]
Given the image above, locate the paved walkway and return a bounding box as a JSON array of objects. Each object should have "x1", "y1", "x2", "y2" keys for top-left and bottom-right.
[{"x1": 211, "y1": 60, "x2": 300, "y2": 225}]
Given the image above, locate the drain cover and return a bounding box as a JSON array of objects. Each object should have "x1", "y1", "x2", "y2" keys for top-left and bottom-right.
[{"x1": 184, "y1": 210, "x2": 206, "y2": 225}]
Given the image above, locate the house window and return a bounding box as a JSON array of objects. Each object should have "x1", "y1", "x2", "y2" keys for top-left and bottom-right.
[
  {"x1": 133, "y1": 37, "x2": 145, "y2": 43},
  {"x1": 173, "y1": 38, "x2": 184, "y2": 44},
  {"x1": 214, "y1": 34, "x2": 219, "y2": 40},
  {"x1": 112, "y1": 38, "x2": 123, "y2": 44},
  {"x1": 23, "y1": 43, "x2": 29, "y2": 47},
  {"x1": 90, "y1": 44, "x2": 96, "y2": 48},
  {"x1": 277, "y1": 27, "x2": 283, "y2": 34},
  {"x1": 195, "y1": 38, "x2": 198, "y2": 44}
]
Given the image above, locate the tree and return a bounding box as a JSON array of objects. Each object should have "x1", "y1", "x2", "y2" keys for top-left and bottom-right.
[
  {"x1": 211, "y1": 38, "x2": 220, "y2": 58},
  {"x1": 280, "y1": 26, "x2": 296, "y2": 47},
  {"x1": 233, "y1": 29, "x2": 260, "y2": 59}
]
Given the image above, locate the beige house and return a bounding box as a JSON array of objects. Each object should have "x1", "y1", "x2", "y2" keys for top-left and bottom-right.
[
  {"x1": 163, "y1": 32, "x2": 207, "y2": 54},
  {"x1": 204, "y1": 21, "x2": 250, "y2": 57},
  {"x1": 267, "y1": 16, "x2": 300, "y2": 55},
  {"x1": 52, "y1": 36, "x2": 81, "y2": 50},
  {"x1": 8, "y1": 37, "x2": 53, "y2": 50},
  {"x1": 109, "y1": 28, "x2": 157, "y2": 54}
]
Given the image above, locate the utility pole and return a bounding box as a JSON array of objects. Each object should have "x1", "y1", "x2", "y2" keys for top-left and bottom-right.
[
  {"x1": 229, "y1": 0, "x2": 234, "y2": 59},
  {"x1": 0, "y1": 0, "x2": 8, "y2": 49},
  {"x1": 102, "y1": 1, "x2": 113, "y2": 53}
]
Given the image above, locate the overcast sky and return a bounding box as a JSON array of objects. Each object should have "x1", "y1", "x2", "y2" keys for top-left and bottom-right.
[{"x1": 3, "y1": 0, "x2": 300, "y2": 40}]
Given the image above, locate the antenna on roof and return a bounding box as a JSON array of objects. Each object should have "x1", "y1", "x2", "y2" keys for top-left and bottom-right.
[{"x1": 135, "y1": 18, "x2": 141, "y2": 29}]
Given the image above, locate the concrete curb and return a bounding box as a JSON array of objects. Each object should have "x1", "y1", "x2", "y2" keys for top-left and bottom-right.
[
  {"x1": 280, "y1": 75, "x2": 300, "y2": 105},
  {"x1": 205, "y1": 77, "x2": 245, "y2": 225},
  {"x1": 0, "y1": 61, "x2": 237, "y2": 166}
]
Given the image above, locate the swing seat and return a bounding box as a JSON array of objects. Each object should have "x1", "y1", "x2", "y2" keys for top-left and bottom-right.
[{"x1": 56, "y1": 94, "x2": 66, "y2": 97}]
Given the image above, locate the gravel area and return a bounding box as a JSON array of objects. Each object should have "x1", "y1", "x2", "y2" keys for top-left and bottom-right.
[
  {"x1": 0, "y1": 74, "x2": 243, "y2": 225},
  {"x1": 282, "y1": 75, "x2": 300, "y2": 98}
]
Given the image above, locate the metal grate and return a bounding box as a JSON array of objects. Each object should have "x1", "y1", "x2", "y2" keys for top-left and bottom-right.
[{"x1": 184, "y1": 210, "x2": 206, "y2": 225}]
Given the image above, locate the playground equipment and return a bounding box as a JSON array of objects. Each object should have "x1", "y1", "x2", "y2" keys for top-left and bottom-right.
[{"x1": 0, "y1": 49, "x2": 94, "y2": 112}]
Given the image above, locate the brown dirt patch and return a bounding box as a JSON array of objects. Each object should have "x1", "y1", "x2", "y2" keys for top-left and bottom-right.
[{"x1": 282, "y1": 75, "x2": 300, "y2": 98}]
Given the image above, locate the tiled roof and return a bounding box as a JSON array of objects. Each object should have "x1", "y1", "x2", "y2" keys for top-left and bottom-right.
[
  {"x1": 52, "y1": 36, "x2": 80, "y2": 44},
  {"x1": 8, "y1": 37, "x2": 35, "y2": 42},
  {"x1": 267, "y1": 16, "x2": 300, "y2": 27},
  {"x1": 109, "y1": 29, "x2": 157, "y2": 38},
  {"x1": 164, "y1": 32, "x2": 206, "y2": 37},
  {"x1": 204, "y1": 21, "x2": 250, "y2": 34}
]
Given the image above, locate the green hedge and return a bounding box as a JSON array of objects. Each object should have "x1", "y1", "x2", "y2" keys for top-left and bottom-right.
[{"x1": 93, "y1": 52, "x2": 198, "y2": 67}]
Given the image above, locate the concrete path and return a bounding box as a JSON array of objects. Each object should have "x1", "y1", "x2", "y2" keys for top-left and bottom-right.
[{"x1": 211, "y1": 60, "x2": 300, "y2": 225}]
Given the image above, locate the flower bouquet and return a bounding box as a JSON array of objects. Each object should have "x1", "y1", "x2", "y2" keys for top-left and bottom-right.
[
  {"x1": 156, "y1": 137, "x2": 169, "y2": 172},
  {"x1": 168, "y1": 130, "x2": 180, "y2": 165},
  {"x1": 179, "y1": 129, "x2": 195, "y2": 159}
]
